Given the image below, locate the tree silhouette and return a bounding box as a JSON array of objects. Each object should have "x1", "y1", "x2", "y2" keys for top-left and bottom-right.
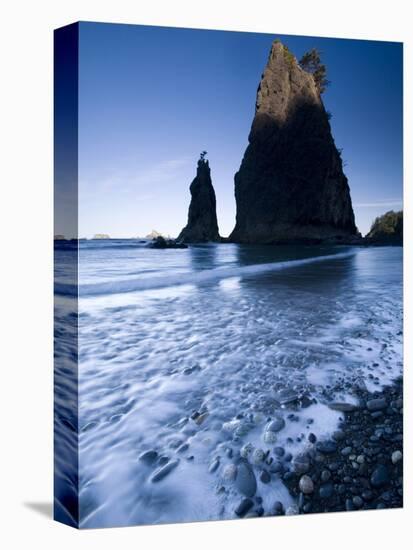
[
  {"x1": 200, "y1": 151, "x2": 208, "y2": 161},
  {"x1": 299, "y1": 48, "x2": 330, "y2": 94}
]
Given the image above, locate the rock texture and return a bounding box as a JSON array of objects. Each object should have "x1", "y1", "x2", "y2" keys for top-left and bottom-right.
[
  {"x1": 366, "y1": 210, "x2": 403, "y2": 244},
  {"x1": 230, "y1": 41, "x2": 358, "y2": 243},
  {"x1": 178, "y1": 158, "x2": 220, "y2": 243}
]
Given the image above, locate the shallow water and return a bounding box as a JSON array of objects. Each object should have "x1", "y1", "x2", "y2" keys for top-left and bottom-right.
[{"x1": 59, "y1": 241, "x2": 402, "y2": 527}]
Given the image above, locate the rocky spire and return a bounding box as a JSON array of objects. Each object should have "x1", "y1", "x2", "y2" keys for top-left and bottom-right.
[
  {"x1": 178, "y1": 155, "x2": 220, "y2": 243},
  {"x1": 230, "y1": 40, "x2": 358, "y2": 243}
]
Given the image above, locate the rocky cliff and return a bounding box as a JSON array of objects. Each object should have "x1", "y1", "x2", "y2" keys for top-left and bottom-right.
[
  {"x1": 230, "y1": 40, "x2": 358, "y2": 243},
  {"x1": 178, "y1": 158, "x2": 220, "y2": 243},
  {"x1": 366, "y1": 210, "x2": 403, "y2": 244}
]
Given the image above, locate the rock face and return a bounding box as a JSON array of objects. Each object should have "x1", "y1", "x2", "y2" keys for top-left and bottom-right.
[
  {"x1": 230, "y1": 41, "x2": 358, "y2": 243},
  {"x1": 366, "y1": 210, "x2": 403, "y2": 244},
  {"x1": 178, "y1": 158, "x2": 220, "y2": 243}
]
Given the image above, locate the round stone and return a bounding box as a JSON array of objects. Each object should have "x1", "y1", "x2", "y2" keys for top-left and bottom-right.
[
  {"x1": 370, "y1": 465, "x2": 390, "y2": 488},
  {"x1": 267, "y1": 417, "x2": 285, "y2": 433},
  {"x1": 252, "y1": 448, "x2": 265, "y2": 464},
  {"x1": 299, "y1": 474, "x2": 314, "y2": 494},
  {"x1": 392, "y1": 450, "x2": 402, "y2": 464},
  {"x1": 222, "y1": 464, "x2": 237, "y2": 482},
  {"x1": 236, "y1": 462, "x2": 257, "y2": 497}
]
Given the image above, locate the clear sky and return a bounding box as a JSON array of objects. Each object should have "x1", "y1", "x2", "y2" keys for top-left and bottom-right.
[{"x1": 78, "y1": 22, "x2": 403, "y2": 238}]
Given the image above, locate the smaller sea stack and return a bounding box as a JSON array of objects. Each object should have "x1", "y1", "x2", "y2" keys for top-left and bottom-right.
[{"x1": 178, "y1": 154, "x2": 220, "y2": 243}]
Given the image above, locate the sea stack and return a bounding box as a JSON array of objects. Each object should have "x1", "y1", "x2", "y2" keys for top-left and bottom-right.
[
  {"x1": 230, "y1": 40, "x2": 358, "y2": 243},
  {"x1": 178, "y1": 155, "x2": 220, "y2": 243}
]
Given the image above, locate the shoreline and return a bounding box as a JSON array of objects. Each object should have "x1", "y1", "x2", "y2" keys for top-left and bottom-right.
[{"x1": 278, "y1": 378, "x2": 403, "y2": 516}]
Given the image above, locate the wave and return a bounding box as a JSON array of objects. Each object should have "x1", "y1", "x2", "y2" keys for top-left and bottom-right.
[{"x1": 75, "y1": 250, "x2": 355, "y2": 297}]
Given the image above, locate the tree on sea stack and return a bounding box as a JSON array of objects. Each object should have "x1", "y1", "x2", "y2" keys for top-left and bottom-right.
[{"x1": 299, "y1": 48, "x2": 330, "y2": 94}]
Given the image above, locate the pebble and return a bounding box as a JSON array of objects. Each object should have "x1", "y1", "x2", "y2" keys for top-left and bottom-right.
[
  {"x1": 341, "y1": 446, "x2": 352, "y2": 456},
  {"x1": 391, "y1": 450, "x2": 402, "y2": 464},
  {"x1": 370, "y1": 464, "x2": 390, "y2": 488},
  {"x1": 235, "y1": 498, "x2": 254, "y2": 518},
  {"x1": 267, "y1": 417, "x2": 286, "y2": 433},
  {"x1": 222, "y1": 464, "x2": 238, "y2": 482},
  {"x1": 236, "y1": 462, "x2": 257, "y2": 497},
  {"x1": 252, "y1": 448, "x2": 265, "y2": 464},
  {"x1": 328, "y1": 402, "x2": 359, "y2": 412},
  {"x1": 272, "y1": 501, "x2": 284, "y2": 515},
  {"x1": 299, "y1": 475, "x2": 314, "y2": 494},
  {"x1": 320, "y1": 470, "x2": 331, "y2": 482},
  {"x1": 274, "y1": 447, "x2": 285, "y2": 457},
  {"x1": 352, "y1": 496, "x2": 364, "y2": 509},
  {"x1": 292, "y1": 454, "x2": 310, "y2": 474},
  {"x1": 209, "y1": 458, "x2": 220, "y2": 473},
  {"x1": 150, "y1": 459, "x2": 180, "y2": 482},
  {"x1": 240, "y1": 443, "x2": 254, "y2": 459},
  {"x1": 260, "y1": 470, "x2": 271, "y2": 484},
  {"x1": 316, "y1": 441, "x2": 337, "y2": 454},
  {"x1": 308, "y1": 433, "x2": 317, "y2": 444},
  {"x1": 263, "y1": 430, "x2": 277, "y2": 444},
  {"x1": 319, "y1": 483, "x2": 334, "y2": 499},
  {"x1": 138, "y1": 450, "x2": 158, "y2": 464},
  {"x1": 366, "y1": 398, "x2": 387, "y2": 412}
]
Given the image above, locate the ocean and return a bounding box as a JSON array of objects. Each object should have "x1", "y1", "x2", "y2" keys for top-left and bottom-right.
[{"x1": 55, "y1": 241, "x2": 403, "y2": 527}]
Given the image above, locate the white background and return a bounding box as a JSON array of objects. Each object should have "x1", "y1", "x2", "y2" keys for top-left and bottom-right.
[{"x1": 0, "y1": 0, "x2": 411, "y2": 548}]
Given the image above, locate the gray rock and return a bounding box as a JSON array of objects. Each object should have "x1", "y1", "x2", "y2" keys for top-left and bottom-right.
[
  {"x1": 235, "y1": 498, "x2": 254, "y2": 518},
  {"x1": 370, "y1": 464, "x2": 390, "y2": 488},
  {"x1": 391, "y1": 450, "x2": 402, "y2": 464},
  {"x1": 299, "y1": 474, "x2": 314, "y2": 494},
  {"x1": 260, "y1": 469, "x2": 271, "y2": 484},
  {"x1": 316, "y1": 441, "x2": 337, "y2": 454},
  {"x1": 222, "y1": 464, "x2": 238, "y2": 482},
  {"x1": 328, "y1": 402, "x2": 359, "y2": 412},
  {"x1": 292, "y1": 454, "x2": 310, "y2": 474},
  {"x1": 366, "y1": 398, "x2": 387, "y2": 412},
  {"x1": 319, "y1": 483, "x2": 334, "y2": 499},
  {"x1": 209, "y1": 458, "x2": 220, "y2": 473},
  {"x1": 150, "y1": 459, "x2": 180, "y2": 482},
  {"x1": 235, "y1": 462, "x2": 257, "y2": 497},
  {"x1": 267, "y1": 417, "x2": 286, "y2": 433},
  {"x1": 138, "y1": 450, "x2": 158, "y2": 464}
]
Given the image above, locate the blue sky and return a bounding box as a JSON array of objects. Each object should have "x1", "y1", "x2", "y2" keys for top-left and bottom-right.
[{"x1": 78, "y1": 22, "x2": 403, "y2": 238}]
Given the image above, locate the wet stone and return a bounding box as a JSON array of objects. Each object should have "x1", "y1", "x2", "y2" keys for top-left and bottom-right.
[
  {"x1": 274, "y1": 447, "x2": 285, "y2": 458},
  {"x1": 272, "y1": 501, "x2": 284, "y2": 516},
  {"x1": 319, "y1": 483, "x2": 334, "y2": 499},
  {"x1": 366, "y1": 398, "x2": 387, "y2": 412},
  {"x1": 236, "y1": 462, "x2": 257, "y2": 497},
  {"x1": 370, "y1": 465, "x2": 390, "y2": 488},
  {"x1": 316, "y1": 441, "x2": 337, "y2": 454},
  {"x1": 150, "y1": 459, "x2": 180, "y2": 483},
  {"x1": 222, "y1": 464, "x2": 237, "y2": 482},
  {"x1": 267, "y1": 417, "x2": 286, "y2": 433},
  {"x1": 299, "y1": 475, "x2": 314, "y2": 494},
  {"x1": 209, "y1": 458, "x2": 220, "y2": 473},
  {"x1": 138, "y1": 450, "x2": 158, "y2": 464},
  {"x1": 260, "y1": 470, "x2": 271, "y2": 484},
  {"x1": 235, "y1": 498, "x2": 254, "y2": 518}
]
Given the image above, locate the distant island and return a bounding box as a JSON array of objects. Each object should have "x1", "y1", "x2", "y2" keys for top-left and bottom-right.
[{"x1": 93, "y1": 233, "x2": 111, "y2": 239}]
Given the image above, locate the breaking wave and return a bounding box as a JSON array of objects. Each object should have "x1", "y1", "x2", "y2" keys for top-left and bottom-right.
[{"x1": 77, "y1": 250, "x2": 355, "y2": 297}]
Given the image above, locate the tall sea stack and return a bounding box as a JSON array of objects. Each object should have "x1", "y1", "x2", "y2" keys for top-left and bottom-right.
[
  {"x1": 230, "y1": 41, "x2": 358, "y2": 243},
  {"x1": 178, "y1": 157, "x2": 220, "y2": 243}
]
